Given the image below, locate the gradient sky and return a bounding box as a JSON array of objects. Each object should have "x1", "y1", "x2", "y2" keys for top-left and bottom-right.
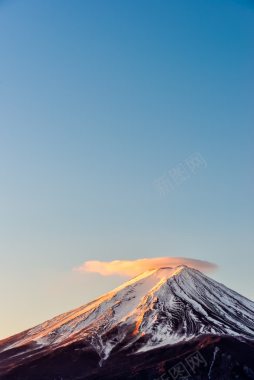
[{"x1": 0, "y1": 0, "x2": 253, "y2": 339}]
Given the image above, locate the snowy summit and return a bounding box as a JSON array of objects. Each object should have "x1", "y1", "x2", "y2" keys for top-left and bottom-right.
[{"x1": 1, "y1": 265, "x2": 254, "y2": 373}]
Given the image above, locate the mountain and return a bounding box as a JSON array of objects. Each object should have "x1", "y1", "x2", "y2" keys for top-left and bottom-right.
[{"x1": 1, "y1": 265, "x2": 254, "y2": 379}]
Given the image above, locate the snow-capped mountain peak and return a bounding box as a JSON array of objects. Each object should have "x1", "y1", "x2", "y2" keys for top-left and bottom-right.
[{"x1": 1, "y1": 265, "x2": 254, "y2": 368}]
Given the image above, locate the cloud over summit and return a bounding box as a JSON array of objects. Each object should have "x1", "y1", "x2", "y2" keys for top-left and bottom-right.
[{"x1": 75, "y1": 257, "x2": 217, "y2": 277}]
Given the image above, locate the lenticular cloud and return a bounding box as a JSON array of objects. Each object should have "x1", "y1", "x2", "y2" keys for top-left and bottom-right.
[{"x1": 75, "y1": 257, "x2": 217, "y2": 277}]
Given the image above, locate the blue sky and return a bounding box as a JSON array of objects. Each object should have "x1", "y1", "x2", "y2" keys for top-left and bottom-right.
[{"x1": 0, "y1": 0, "x2": 253, "y2": 338}]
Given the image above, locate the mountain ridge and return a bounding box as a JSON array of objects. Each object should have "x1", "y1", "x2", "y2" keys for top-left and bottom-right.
[{"x1": 1, "y1": 265, "x2": 254, "y2": 379}]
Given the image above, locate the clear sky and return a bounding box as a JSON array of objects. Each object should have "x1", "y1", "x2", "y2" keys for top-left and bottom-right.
[{"x1": 0, "y1": 0, "x2": 253, "y2": 339}]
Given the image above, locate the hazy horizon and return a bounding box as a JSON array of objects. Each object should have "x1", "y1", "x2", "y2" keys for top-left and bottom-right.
[{"x1": 0, "y1": 0, "x2": 253, "y2": 339}]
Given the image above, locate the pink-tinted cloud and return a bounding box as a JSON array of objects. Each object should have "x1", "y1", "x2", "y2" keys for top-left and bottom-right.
[{"x1": 75, "y1": 257, "x2": 217, "y2": 277}]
